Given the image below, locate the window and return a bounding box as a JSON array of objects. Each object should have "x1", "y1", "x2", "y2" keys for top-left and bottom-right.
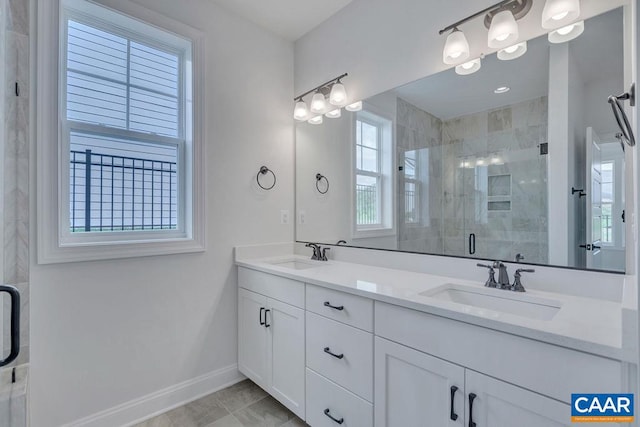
[
  {"x1": 37, "y1": 0, "x2": 205, "y2": 263},
  {"x1": 601, "y1": 161, "x2": 614, "y2": 244},
  {"x1": 353, "y1": 109, "x2": 394, "y2": 237}
]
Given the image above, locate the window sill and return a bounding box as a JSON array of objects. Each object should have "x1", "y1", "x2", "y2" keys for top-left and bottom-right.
[
  {"x1": 38, "y1": 235, "x2": 206, "y2": 264},
  {"x1": 352, "y1": 228, "x2": 396, "y2": 240}
]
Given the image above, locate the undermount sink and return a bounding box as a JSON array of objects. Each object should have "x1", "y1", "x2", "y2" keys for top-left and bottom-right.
[
  {"x1": 269, "y1": 259, "x2": 323, "y2": 270},
  {"x1": 420, "y1": 283, "x2": 562, "y2": 321}
]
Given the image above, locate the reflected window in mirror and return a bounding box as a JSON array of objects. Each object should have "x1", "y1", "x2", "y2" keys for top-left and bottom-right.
[{"x1": 354, "y1": 110, "x2": 394, "y2": 236}]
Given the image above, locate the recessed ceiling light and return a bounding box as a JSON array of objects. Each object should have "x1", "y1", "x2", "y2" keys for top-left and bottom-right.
[{"x1": 494, "y1": 86, "x2": 510, "y2": 94}]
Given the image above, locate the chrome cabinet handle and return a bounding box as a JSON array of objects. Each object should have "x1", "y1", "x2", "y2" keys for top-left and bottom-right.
[
  {"x1": 324, "y1": 408, "x2": 344, "y2": 424},
  {"x1": 324, "y1": 347, "x2": 344, "y2": 359},
  {"x1": 0, "y1": 285, "x2": 20, "y2": 367},
  {"x1": 324, "y1": 301, "x2": 344, "y2": 311}
]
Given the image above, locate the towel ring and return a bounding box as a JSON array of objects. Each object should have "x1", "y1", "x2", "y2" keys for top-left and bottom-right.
[
  {"x1": 257, "y1": 166, "x2": 276, "y2": 190},
  {"x1": 316, "y1": 173, "x2": 329, "y2": 194}
]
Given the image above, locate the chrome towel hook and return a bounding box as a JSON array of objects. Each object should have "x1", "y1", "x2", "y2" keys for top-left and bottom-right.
[
  {"x1": 315, "y1": 173, "x2": 329, "y2": 194},
  {"x1": 257, "y1": 166, "x2": 276, "y2": 190},
  {"x1": 608, "y1": 83, "x2": 635, "y2": 147}
]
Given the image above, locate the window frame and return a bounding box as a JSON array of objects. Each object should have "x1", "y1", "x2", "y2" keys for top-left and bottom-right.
[
  {"x1": 350, "y1": 106, "x2": 396, "y2": 240},
  {"x1": 37, "y1": 0, "x2": 206, "y2": 263},
  {"x1": 355, "y1": 116, "x2": 383, "y2": 229}
]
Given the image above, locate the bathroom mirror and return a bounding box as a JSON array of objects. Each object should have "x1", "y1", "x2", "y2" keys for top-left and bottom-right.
[{"x1": 296, "y1": 7, "x2": 628, "y2": 273}]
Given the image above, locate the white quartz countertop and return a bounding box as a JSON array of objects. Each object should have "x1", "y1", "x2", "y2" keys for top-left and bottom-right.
[{"x1": 236, "y1": 255, "x2": 628, "y2": 361}]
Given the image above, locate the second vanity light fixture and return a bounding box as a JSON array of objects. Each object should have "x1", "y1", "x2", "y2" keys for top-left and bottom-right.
[
  {"x1": 440, "y1": 0, "x2": 584, "y2": 76},
  {"x1": 293, "y1": 73, "x2": 363, "y2": 124}
]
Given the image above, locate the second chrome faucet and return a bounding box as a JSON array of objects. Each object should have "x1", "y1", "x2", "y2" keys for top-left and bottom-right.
[{"x1": 477, "y1": 261, "x2": 534, "y2": 292}]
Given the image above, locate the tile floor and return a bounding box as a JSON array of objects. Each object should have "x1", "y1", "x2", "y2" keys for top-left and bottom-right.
[{"x1": 133, "y1": 379, "x2": 308, "y2": 427}]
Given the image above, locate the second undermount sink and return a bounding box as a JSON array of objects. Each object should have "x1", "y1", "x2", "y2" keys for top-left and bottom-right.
[
  {"x1": 420, "y1": 283, "x2": 562, "y2": 321},
  {"x1": 269, "y1": 259, "x2": 323, "y2": 270}
]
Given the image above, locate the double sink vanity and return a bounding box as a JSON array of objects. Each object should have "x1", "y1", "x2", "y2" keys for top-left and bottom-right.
[{"x1": 236, "y1": 245, "x2": 635, "y2": 427}]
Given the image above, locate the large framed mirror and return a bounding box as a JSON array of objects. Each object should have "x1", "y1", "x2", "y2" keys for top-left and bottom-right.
[{"x1": 296, "y1": 5, "x2": 629, "y2": 273}]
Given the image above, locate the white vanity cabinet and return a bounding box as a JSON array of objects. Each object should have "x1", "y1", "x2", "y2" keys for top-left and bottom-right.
[
  {"x1": 374, "y1": 337, "x2": 465, "y2": 426},
  {"x1": 375, "y1": 337, "x2": 582, "y2": 427},
  {"x1": 237, "y1": 265, "x2": 629, "y2": 427},
  {"x1": 237, "y1": 268, "x2": 306, "y2": 419}
]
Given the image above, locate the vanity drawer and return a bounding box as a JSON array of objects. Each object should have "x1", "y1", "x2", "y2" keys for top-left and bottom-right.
[
  {"x1": 375, "y1": 301, "x2": 623, "y2": 404},
  {"x1": 306, "y1": 284, "x2": 373, "y2": 331},
  {"x1": 238, "y1": 267, "x2": 304, "y2": 308},
  {"x1": 306, "y1": 368, "x2": 373, "y2": 427},
  {"x1": 306, "y1": 312, "x2": 374, "y2": 401}
]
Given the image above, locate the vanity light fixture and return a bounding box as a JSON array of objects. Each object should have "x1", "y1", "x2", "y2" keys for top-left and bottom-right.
[
  {"x1": 325, "y1": 108, "x2": 342, "y2": 119},
  {"x1": 308, "y1": 115, "x2": 323, "y2": 125},
  {"x1": 548, "y1": 20, "x2": 584, "y2": 43},
  {"x1": 329, "y1": 81, "x2": 348, "y2": 106},
  {"x1": 455, "y1": 58, "x2": 482, "y2": 75},
  {"x1": 443, "y1": 29, "x2": 470, "y2": 64},
  {"x1": 439, "y1": 0, "x2": 531, "y2": 66},
  {"x1": 497, "y1": 41, "x2": 527, "y2": 60},
  {"x1": 494, "y1": 86, "x2": 510, "y2": 94},
  {"x1": 345, "y1": 101, "x2": 363, "y2": 112},
  {"x1": 293, "y1": 100, "x2": 309, "y2": 121},
  {"x1": 541, "y1": 0, "x2": 580, "y2": 29},
  {"x1": 488, "y1": 10, "x2": 519, "y2": 48},
  {"x1": 310, "y1": 91, "x2": 327, "y2": 114},
  {"x1": 293, "y1": 73, "x2": 350, "y2": 122}
]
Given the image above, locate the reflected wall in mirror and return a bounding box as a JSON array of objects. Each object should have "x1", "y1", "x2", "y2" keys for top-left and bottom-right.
[{"x1": 296, "y1": 7, "x2": 627, "y2": 273}]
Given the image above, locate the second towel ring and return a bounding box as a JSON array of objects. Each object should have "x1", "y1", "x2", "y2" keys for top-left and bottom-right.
[
  {"x1": 316, "y1": 173, "x2": 329, "y2": 194},
  {"x1": 257, "y1": 166, "x2": 276, "y2": 190}
]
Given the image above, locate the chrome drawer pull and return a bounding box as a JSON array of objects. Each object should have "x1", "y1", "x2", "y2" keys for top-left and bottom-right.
[
  {"x1": 324, "y1": 408, "x2": 344, "y2": 424},
  {"x1": 324, "y1": 347, "x2": 344, "y2": 359},
  {"x1": 324, "y1": 301, "x2": 344, "y2": 311}
]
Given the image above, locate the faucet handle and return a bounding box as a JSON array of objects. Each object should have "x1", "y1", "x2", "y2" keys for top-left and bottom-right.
[
  {"x1": 512, "y1": 269, "x2": 535, "y2": 292},
  {"x1": 321, "y1": 247, "x2": 331, "y2": 261},
  {"x1": 477, "y1": 263, "x2": 498, "y2": 288}
]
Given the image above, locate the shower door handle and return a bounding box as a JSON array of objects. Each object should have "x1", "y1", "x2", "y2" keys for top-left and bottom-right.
[
  {"x1": 469, "y1": 233, "x2": 476, "y2": 255},
  {"x1": 0, "y1": 285, "x2": 20, "y2": 367}
]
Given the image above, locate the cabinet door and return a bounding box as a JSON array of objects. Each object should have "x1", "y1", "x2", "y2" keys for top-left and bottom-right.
[
  {"x1": 268, "y1": 298, "x2": 306, "y2": 419},
  {"x1": 238, "y1": 288, "x2": 269, "y2": 390},
  {"x1": 465, "y1": 370, "x2": 612, "y2": 427},
  {"x1": 375, "y1": 337, "x2": 464, "y2": 427}
]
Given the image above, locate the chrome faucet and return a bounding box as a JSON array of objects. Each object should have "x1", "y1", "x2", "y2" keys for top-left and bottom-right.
[
  {"x1": 493, "y1": 261, "x2": 510, "y2": 289},
  {"x1": 477, "y1": 263, "x2": 497, "y2": 288},
  {"x1": 512, "y1": 268, "x2": 535, "y2": 292},
  {"x1": 305, "y1": 243, "x2": 330, "y2": 261},
  {"x1": 305, "y1": 243, "x2": 321, "y2": 260}
]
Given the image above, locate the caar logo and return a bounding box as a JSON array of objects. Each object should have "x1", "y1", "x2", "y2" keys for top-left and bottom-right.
[{"x1": 571, "y1": 394, "x2": 634, "y2": 423}]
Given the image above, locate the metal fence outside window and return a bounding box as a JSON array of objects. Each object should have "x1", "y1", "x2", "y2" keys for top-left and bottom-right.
[{"x1": 70, "y1": 149, "x2": 178, "y2": 232}]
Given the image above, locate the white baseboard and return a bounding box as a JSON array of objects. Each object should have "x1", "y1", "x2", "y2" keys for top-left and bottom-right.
[{"x1": 64, "y1": 364, "x2": 245, "y2": 427}]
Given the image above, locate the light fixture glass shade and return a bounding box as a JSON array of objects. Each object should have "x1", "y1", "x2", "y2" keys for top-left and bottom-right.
[
  {"x1": 455, "y1": 58, "x2": 481, "y2": 75},
  {"x1": 442, "y1": 29, "x2": 470, "y2": 64},
  {"x1": 488, "y1": 10, "x2": 519, "y2": 49},
  {"x1": 329, "y1": 83, "x2": 348, "y2": 106},
  {"x1": 548, "y1": 20, "x2": 584, "y2": 43},
  {"x1": 308, "y1": 115, "x2": 323, "y2": 125},
  {"x1": 325, "y1": 108, "x2": 342, "y2": 118},
  {"x1": 541, "y1": 0, "x2": 580, "y2": 29},
  {"x1": 293, "y1": 100, "x2": 309, "y2": 121},
  {"x1": 497, "y1": 41, "x2": 527, "y2": 60},
  {"x1": 345, "y1": 101, "x2": 363, "y2": 112},
  {"x1": 310, "y1": 92, "x2": 327, "y2": 114}
]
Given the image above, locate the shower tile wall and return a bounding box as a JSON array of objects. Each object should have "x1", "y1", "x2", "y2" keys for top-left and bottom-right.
[
  {"x1": 396, "y1": 98, "x2": 444, "y2": 254},
  {"x1": 397, "y1": 97, "x2": 549, "y2": 264},
  {"x1": 3, "y1": 0, "x2": 29, "y2": 366}
]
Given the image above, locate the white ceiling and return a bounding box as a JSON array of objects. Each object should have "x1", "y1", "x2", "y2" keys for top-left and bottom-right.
[
  {"x1": 209, "y1": 0, "x2": 354, "y2": 40},
  {"x1": 393, "y1": 8, "x2": 623, "y2": 121}
]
